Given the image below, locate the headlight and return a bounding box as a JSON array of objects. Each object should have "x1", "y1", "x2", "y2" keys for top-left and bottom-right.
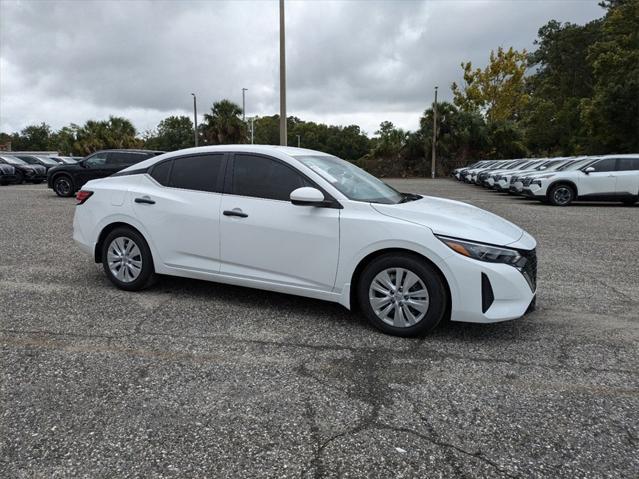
[{"x1": 436, "y1": 235, "x2": 524, "y2": 267}]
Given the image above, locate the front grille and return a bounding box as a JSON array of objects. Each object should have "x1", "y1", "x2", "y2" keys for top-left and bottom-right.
[
  {"x1": 519, "y1": 248, "x2": 537, "y2": 292},
  {"x1": 522, "y1": 178, "x2": 533, "y2": 187},
  {"x1": 510, "y1": 176, "x2": 517, "y2": 184}
]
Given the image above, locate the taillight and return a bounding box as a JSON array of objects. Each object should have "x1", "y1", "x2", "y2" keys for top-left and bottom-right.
[{"x1": 76, "y1": 190, "x2": 93, "y2": 205}]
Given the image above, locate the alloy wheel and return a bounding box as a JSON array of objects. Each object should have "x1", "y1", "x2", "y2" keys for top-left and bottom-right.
[
  {"x1": 553, "y1": 186, "x2": 572, "y2": 205},
  {"x1": 368, "y1": 267, "x2": 430, "y2": 328},
  {"x1": 55, "y1": 177, "x2": 72, "y2": 196},
  {"x1": 107, "y1": 236, "x2": 143, "y2": 283}
]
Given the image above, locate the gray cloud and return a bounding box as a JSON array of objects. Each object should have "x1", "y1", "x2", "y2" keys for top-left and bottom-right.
[{"x1": 0, "y1": 0, "x2": 603, "y2": 135}]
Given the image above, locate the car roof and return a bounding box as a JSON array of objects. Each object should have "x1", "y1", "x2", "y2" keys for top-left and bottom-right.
[{"x1": 118, "y1": 145, "x2": 335, "y2": 173}]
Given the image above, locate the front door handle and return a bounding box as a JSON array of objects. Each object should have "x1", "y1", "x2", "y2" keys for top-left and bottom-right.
[
  {"x1": 135, "y1": 197, "x2": 155, "y2": 205},
  {"x1": 223, "y1": 208, "x2": 248, "y2": 218}
]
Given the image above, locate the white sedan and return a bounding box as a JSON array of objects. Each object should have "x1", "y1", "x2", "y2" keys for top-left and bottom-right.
[{"x1": 73, "y1": 145, "x2": 537, "y2": 337}]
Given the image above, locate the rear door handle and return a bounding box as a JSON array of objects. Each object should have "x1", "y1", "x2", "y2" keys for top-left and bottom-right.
[
  {"x1": 135, "y1": 197, "x2": 155, "y2": 205},
  {"x1": 223, "y1": 208, "x2": 248, "y2": 218}
]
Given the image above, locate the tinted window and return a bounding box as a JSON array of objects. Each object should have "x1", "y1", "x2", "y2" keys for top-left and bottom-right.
[
  {"x1": 150, "y1": 160, "x2": 172, "y2": 186},
  {"x1": 108, "y1": 152, "x2": 149, "y2": 166},
  {"x1": 84, "y1": 152, "x2": 109, "y2": 168},
  {"x1": 169, "y1": 154, "x2": 224, "y2": 192},
  {"x1": 617, "y1": 158, "x2": 639, "y2": 171},
  {"x1": 232, "y1": 154, "x2": 310, "y2": 201},
  {"x1": 590, "y1": 158, "x2": 617, "y2": 172}
]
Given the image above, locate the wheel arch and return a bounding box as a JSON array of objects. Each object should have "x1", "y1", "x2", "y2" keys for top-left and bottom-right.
[
  {"x1": 94, "y1": 221, "x2": 148, "y2": 263},
  {"x1": 546, "y1": 179, "x2": 578, "y2": 198},
  {"x1": 348, "y1": 247, "x2": 451, "y2": 319}
]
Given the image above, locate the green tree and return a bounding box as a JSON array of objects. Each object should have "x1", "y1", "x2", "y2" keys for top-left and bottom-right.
[
  {"x1": 581, "y1": 0, "x2": 639, "y2": 152},
  {"x1": 145, "y1": 115, "x2": 194, "y2": 151},
  {"x1": 201, "y1": 99, "x2": 247, "y2": 144},
  {"x1": 451, "y1": 46, "x2": 529, "y2": 122}
]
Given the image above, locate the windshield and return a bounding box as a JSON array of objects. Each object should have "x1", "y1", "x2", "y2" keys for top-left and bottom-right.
[
  {"x1": 296, "y1": 155, "x2": 404, "y2": 204},
  {"x1": 36, "y1": 156, "x2": 58, "y2": 165},
  {"x1": 1, "y1": 156, "x2": 27, "y2": 165},
  {"x1": 558, "y1": 158, "x2": 594, "y2": 171}
]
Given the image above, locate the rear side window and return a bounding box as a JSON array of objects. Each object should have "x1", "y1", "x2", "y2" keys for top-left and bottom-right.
[
  {"x1": 617, "y1": 158, "x2": 639, "y2": 171},
  {"x1": 590, "y1": 158, "x2": 617, "y2": 172},
  {"x1": 150, "y1": 160, "x2": 172, "y2": 186},
  {"x1": 168, "y1": 154, "x2": 225, "y2": 192},
  {"x1": 232, "y1": 154, "x2": 310, "y2": 201}
]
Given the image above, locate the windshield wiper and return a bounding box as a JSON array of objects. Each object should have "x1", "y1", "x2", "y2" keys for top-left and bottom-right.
[{"x1": 399, "y1": 193, "x2": 422, "y2": 203}]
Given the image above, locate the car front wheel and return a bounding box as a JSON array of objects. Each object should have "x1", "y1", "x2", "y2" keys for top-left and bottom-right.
[
  {"x1": 101, "y1": 227, "x2": 156, "y2": 291},
  {"x1": 548, "y1": 184, "x2": 575, "y2": 206},
  {"x1": 358, "y1": 253, "x2": 447, "y2": 337},
  {"x1": 53, "y1": 175, "x2": 74, "y2": 197}
]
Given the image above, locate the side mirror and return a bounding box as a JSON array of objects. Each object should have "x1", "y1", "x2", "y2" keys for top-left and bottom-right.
[
  {"x1": 584, "y1": 166, "x2": 595, "y2": 174},
  {"x1": 290, "y1": 187, "x2": 325, "y2": 206}
]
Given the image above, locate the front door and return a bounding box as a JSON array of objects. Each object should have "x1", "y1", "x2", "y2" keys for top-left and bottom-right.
[
  {"x1": 219, "y1": 153, "x2": 340, "y2": 291},
  {"x1": 578, "y1": 157, "x2": 617, "y2": 197},
  {"x1": 615, "y1": 157, "x2": 639, "y2": 196},
  {"x1": 78, "y1": 152, "x2": 110, "y2": 186}
]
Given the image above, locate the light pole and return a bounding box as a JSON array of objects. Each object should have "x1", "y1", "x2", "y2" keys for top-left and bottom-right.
[
  {"x1": 191, "y1": 93, "x2": 198, "y2": 147},
  {"x1": 431, "y1": 86, "x2": 438, "y2": 179},
  {"x1": 279, "y1": 0, "x2": 287, "y2": 146},
  {"x1": 242, "y1": 88, "x2": 248, "y2": 122},
  {"x1": 296, "y1": 135, "x2": 300, "y2": 148}
]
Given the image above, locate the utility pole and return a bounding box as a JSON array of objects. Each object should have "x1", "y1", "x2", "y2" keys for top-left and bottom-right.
[
  {"x1": 431, "y1": 86, "x2": 438, "y2": 179},
  {"x1": 296, "y1": 135, "x2": 300, "y2": 148},
  {"x1": 279, "y1": 0, "x2": 287, "y2": 146},
  {"x1": 242, "y1": 88, "x2": 248, "y2": 122},
  {"x1": 191, "y1": 93, "x2": 198, "y2": 147}
]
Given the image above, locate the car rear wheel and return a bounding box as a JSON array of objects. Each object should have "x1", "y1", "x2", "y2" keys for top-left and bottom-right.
[
  {"x1": 358, "y1": 253, "x2": 447, "y2": 337},
  {"x1": 53, "y1": 175, "x2": 74, "y2": 197},
  {"x1": 101, "y1": 227, "x2": 156, "y2": 291},
  {"x1": 548, "y1": 184, "x2": 575, "y2": 206}
]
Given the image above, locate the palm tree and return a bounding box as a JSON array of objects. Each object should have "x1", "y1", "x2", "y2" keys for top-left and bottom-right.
[{"x1": 202, "y1": 100, "x2": 247, "y2": 144}]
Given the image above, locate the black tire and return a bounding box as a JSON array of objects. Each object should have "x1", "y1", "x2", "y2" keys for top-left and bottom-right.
[
  {"x1": 53, "y1": 174, "x2": 74, "y2": 197},
  {"x1": 15, "y1": 171, "x2": 24, "y2": 184},
  {"x1": 357, "y1": 253, "x2": 447, "y2": 337},
  {"x1": 548, "y1": 183, "x2": 575, "y2": 206},
  {"x1": 101, "y1": 227, "x2": 156, "y2": 291}
]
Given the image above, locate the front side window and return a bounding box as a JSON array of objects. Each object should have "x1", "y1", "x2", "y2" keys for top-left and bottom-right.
[
  {"x1": 296, "y1": 155, "x2": 403, "y2": 204},
  {"x1": 169, "y1": 154, "x2": 224, "y2": 192},
  {"x1": 617, "y1": 157, "x2": 639, "y2": 171},
  {"x1": 589, "y1": 158, "x2": 617, "y2": 172},
  {"x1": 84, "y1": 152, "x2": 109, "y2": 168},
  {"x1": 232, "y1": 154, "x2": 310, "y2": 201}
]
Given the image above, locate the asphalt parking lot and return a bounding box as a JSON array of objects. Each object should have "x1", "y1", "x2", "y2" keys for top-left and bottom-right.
[{"x1": 1, "y1": 180, "x2": 637, "y2": 478}]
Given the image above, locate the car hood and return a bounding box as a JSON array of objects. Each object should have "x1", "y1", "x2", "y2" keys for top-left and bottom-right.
[{"x1": 372, "y1": 196, "x2": 526, "y2": 247}]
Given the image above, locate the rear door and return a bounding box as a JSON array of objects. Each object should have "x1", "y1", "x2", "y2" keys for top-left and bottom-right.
[
  {"x1": 615, "y1": 157, "x2": 639, "y2": 196},
  {"x1": 131, "y1": 153, "x2": 226, "y2": 272},
  {"x1": 219, "y1": 153, "x2": 340, "y2": 291},
  {"x1": 577, "y1": 158, "x2": 617, "y2": 197}
]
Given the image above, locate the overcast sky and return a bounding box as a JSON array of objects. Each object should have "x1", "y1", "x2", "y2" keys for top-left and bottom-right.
[{"x1": 0, "y1": 0, "x2": 603, "y2": 136}]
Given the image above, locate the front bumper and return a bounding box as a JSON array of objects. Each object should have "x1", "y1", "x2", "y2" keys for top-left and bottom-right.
[{"x1": 447, "y1": 251, "x2": 537, "y2": 324}]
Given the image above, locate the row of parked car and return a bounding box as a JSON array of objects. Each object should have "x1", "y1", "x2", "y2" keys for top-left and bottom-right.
[
  {"x1": 0, "y1": 154, "x2": 82, "y2": 185},
  {"x1": 452, "y1": 154, "x2": 639, "y2": 206},
  {"x1": 0, "y1": 151, "x2": 163, "y2": 196}
]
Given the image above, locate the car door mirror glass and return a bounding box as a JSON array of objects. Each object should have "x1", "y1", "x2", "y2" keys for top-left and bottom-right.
[{"x1": 290, "y1": 187, "x2": 325, "y2": 206}]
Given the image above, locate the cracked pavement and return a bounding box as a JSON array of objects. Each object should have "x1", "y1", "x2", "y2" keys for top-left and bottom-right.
[{"x1": 1, "y1": 180, "x2": 638, "y2": 478}]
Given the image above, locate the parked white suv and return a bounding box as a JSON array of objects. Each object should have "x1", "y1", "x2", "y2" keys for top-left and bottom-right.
[
  {"x1": 521, "y1": 154, "x2": 639, "y2": 206},
  {"x1": 73, "y1": 145, "x2": 537, "y2": 337}
]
